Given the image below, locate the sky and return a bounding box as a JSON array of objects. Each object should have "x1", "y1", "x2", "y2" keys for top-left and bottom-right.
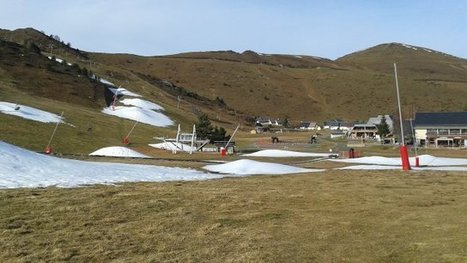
[{"x1": 1, "y1": 0, "x2": 466, "y2": 59}]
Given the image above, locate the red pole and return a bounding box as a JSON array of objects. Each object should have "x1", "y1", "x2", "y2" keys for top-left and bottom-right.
[
  {"x1": 399, "y1": 145, "x2": 411, "y2": 171},
  {"x1": 415, "y1": 156, "x2": 420, "y2": 167}
]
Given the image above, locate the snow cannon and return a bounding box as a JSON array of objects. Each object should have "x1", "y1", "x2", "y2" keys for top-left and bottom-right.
[
  {"x1": 44, "y1": 146, "x2": 53, "y2": 154},
  {"x1": 220, "y1": 147, "x2": 226, "y2": 156}
]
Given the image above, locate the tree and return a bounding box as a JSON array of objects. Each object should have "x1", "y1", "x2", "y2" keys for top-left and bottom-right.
[
  {"x1": 196, "y1": 112, "x2": 231, "y2": 142},
  {"x1": 283, "y1": 118, "x2": 290, "y2": 128},
  {"x1": 196, "y1": 113, "x2": 213, "y2": 140},
  {"x1": 211, "y1": 126, "x2": 231, "y2": 142},
  {"x1": 376, "y1": 116, "x2": 390, "y2": 141}
]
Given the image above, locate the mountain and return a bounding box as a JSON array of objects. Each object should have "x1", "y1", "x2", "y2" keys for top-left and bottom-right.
[{"x1": 1, "y1": 27, "x2": 467, "y2": 153}]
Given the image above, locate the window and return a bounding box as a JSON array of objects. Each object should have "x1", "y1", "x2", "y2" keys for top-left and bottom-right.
[{"x1": 438, "y1": 129, "x2": 448, "y2": 135}]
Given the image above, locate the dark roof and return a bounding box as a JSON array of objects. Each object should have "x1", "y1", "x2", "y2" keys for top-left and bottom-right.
[{"x1": 414, "y1": 112, "x2": 467, "y2": 127}]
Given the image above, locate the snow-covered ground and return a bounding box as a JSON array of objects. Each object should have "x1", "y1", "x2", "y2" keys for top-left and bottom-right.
[
  {"x1": 0, "y1": 142, "x2": 327, "y2": 189},
  {"x1": 0, "y1": 101, "x2": 63, "y2": 123},
  {"x1": 203, "y1": 159, "x2": 324, "y2": 175},
  {"x1": 334, "y1": 155, "x2": 467, "y2": 171},
  {"x1": 107, "y1": 87, "x2": 141, "y2": 97},
  {"x1": 149, "y1": 142, "x2": 197, "y2": 152},
  {"x1": 244, "y1": 149, "x2": 330, "y2": 158},
  {"x1": 0, "y1": 142, "x2": 220, "y2": 189},
  {"x1": 89, "y1": 146, "x2": 150, "y2": 158},
  {"x1": 102, "y1": 106, "x2": 173, "y2": 127},
  {"x1": 99, "y1": 79, "x2": 173, "y2": 127},
  {"x1": 332, "y1": 155, "x2": 467, "y2": 166},
  {"x1": 120, "y1": 98, "x2": 164, "y2": 111}
]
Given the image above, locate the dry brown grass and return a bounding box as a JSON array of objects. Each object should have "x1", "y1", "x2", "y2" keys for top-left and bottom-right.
[{"x1": 1, "y1": 170, "x2": 466, "y2": 262}]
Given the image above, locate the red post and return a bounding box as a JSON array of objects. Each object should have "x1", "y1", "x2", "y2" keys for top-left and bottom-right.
[
  {"x1": 44, "y1": 146, "x2": 53, "y2": 154},
  {"x1": 220, "y1": 147, "x2": 226, "y2": 156},
  {"x1": 415, "y1": 156, "x2": 420, "y2": 167},
  {"x1": 399, "y1": 145, "x2": 411, "y2": 171}
]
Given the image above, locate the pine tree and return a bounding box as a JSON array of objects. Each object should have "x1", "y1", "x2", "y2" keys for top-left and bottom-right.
[
  {"x1": 196, "y1": 113, "x2": 213, "y2": 140},
  {"x1": 376, "y1": 116, "x2": 390, "y2": 140}
]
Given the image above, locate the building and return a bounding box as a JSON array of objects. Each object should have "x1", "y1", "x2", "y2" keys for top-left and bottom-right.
[
  {"x1": 299, "y1": 121, "x2": 320, "y2": 130},
  {"x1": 348, "y1": 124, "x2": 378, "y2": 139},
  {"x1": 323, "y1": 119, "x2": 353, "y2": 130},
  {"x1": 414, "y1": 112, "x2": 467, "y2": 148},
  {"x1": 348, "y1": 115, "x2": 393, "y2": 140}
]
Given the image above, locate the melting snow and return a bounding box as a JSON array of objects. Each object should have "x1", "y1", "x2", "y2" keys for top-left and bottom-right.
[
  {"x1": 401, "y1": 43, "x2": 418, "y2": 51},
  {"x1": 89, "y1": 146, "x2": 150, "y2": 158},
  {"x1": 108, "y1": 87, "x2": 141, "y2": 97},
  {"x1": 244, "y1": 149, "x2": 330, "y2": 158},
  {"x1": 0, "y1": 101, "x2": 63, "y2": 123},
  {"x1": 334, "y1": 154, "x2": 467, "y2": 171},
  {"x1": 102, "y1": 106, "x2": 173, "y2": 127},
  {"x1": 0, "y1": 141, "x2": 224, "y2": 189},
  {"x1": 99, "y1": 78, "x2": 115, "y2": 86},
  {"x1": 120, "y1": 98, "x2": 164, "y2": 111},
  {"x1": 203, "y1": 159, "x2": 324, "y2": 175},
  {"x1": 331, "y1": 155, "x2": 467, "y2": 166}
]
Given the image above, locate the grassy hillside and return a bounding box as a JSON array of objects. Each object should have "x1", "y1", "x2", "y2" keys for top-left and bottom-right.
[{"x1": 1, "y1": 27, "x2": 467, "y2": 153}]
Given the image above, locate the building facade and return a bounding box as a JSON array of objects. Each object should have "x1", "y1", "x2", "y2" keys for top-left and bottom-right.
[{"x1": 414, "y1": 112, "x2": 467, "y2": 148}]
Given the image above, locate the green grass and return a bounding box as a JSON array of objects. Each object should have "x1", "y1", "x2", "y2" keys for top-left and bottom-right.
[{"x1": 1, "y1": 170, "x2": 466, "y2": 262}]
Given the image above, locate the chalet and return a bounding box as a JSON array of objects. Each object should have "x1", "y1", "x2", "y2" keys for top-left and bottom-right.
[
  {"x1": 348, "y1": 115, "x2": 393, "y2": 140},
  {"x1": 349, "y1": 124, "x2": 378, "y2": 139},
  {"x1": 414, "y1": 112, "x2": 467, "y2": 148},
  {"x1": 299, "y1": 121, "x2": 320, "y2": 130}
]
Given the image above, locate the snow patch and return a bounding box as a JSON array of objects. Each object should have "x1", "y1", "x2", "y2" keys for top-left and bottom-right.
[
  {"x1": 120, "y1": 98, "x2": 164, "y2": 111},
  {"x1": 108, "y1": 87, "x2": 141, "y2": 97},
  {"x1": 102, "y1": 106, "x2": 173, "y2": 127},
  {"x1": 203, "y1": 159, "x2": 324, "y2": 175},
  {"x1": 331, "y1": 155, "x2": 467, "y2": 166},
  {"x1": 89, "y1": 146, "x2": 150, "y2": 158},
  {"x1": 0, "y1": 102, "x2": 63, "y2": 123},
  {"x1": 401, "y1": 43, "x2": 418, "y2": 50},
  {"x1": 0, "y1": 141, "x2": 225, "y2": 189},
  {"x1": 338, "y1": 165, "x2": 467, "y2": 172},
  {"x1": 99, "y1": 78, "x2": 115, "y2": 86},
  {"x1": 244, "y1": 149, "x2": 330, "y2": 158}
]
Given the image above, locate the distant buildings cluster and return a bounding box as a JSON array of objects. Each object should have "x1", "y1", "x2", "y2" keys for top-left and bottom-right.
[{"x1": 253, "y1": 111, "x2": 467, "y2": 148}]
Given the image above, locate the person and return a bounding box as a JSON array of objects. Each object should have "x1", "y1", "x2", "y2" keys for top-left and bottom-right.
[{"x1": 349, "y1": 148, "x2": 355, "y2": 158}]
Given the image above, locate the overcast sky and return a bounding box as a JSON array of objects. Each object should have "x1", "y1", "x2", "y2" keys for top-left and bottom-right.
[{"x1": 1, "y1": 0, "x2": 466, "y2": 59}]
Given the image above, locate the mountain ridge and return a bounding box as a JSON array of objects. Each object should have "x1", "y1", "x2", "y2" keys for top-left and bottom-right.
[{"x1": 1, "y1": 27, "x2": 466, "y2": 152}]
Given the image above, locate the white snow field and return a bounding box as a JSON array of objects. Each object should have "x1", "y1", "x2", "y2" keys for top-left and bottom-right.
[
  {"x1": 102, "y1": 106, "x2": 173, "y2": 127},
  {"x1": 337, "y1": 165, "x2": 467, "y2": 171},
  {"x1": 149, "y1": 142, "x2": 197, "y2": 152},
  {"x1": 332, "y1": 155, "x2": 467, "y2": 166},
  {"x1": 334, "y1": 155, "x2": 467, "y2": 171},
  {"x1": 0, "y1": 101, "x2": 63, "y2": 123},
  {"x1": 244, "y1": 149, "x2": 330, "y2": 158},
  {"x1": 89, "y1": 146, "x2": 150, "y2": 158},
  {"x1": 203, "y1": 159, "x2": 324, "y2": 175},
  {"x1": 0, "y1": 142, "x2": 325, "y2": 189},
  {"x1": 0, "y1": 141, "x2": 224, "y2": 189}
]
